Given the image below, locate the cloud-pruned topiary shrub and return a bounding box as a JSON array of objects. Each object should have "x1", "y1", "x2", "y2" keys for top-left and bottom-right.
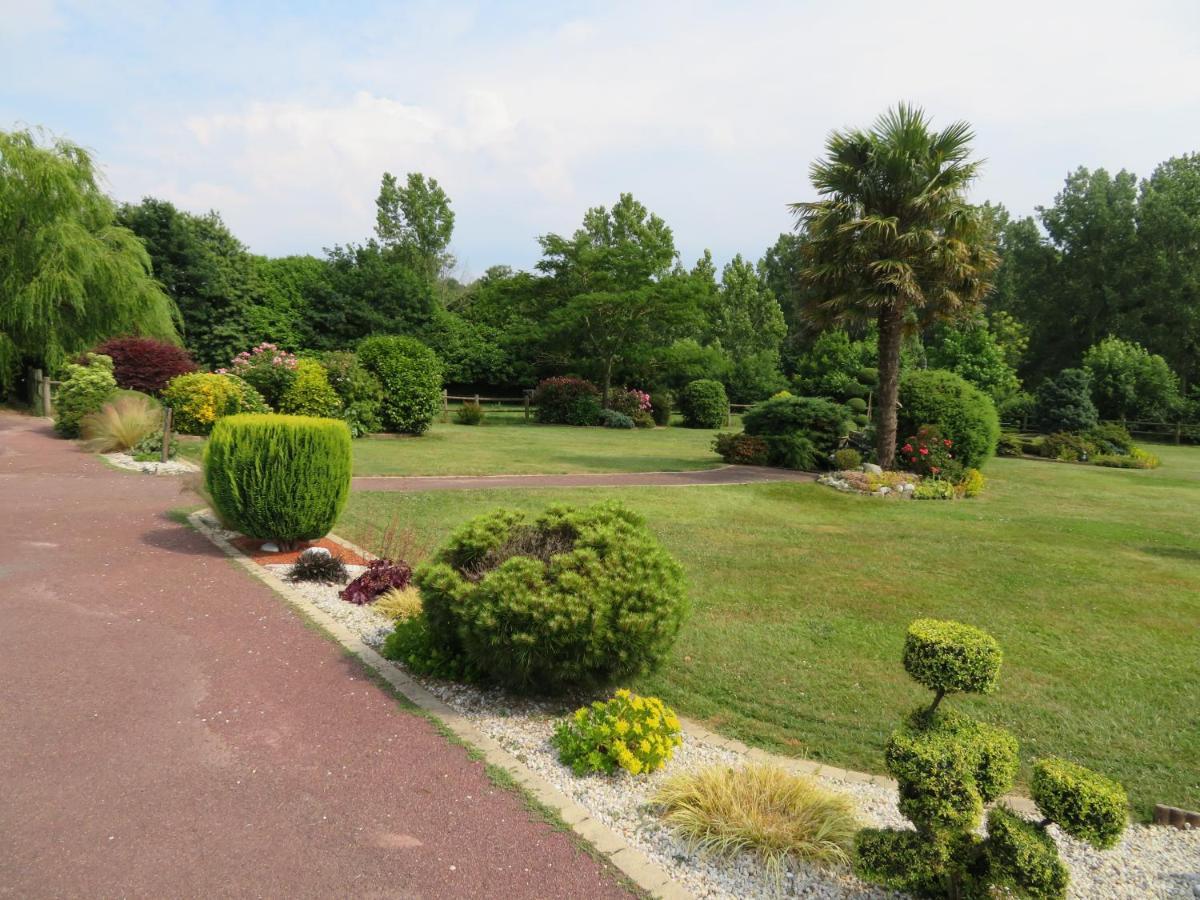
[
  {"x1": 204, "y1": 413, "x2": 352, "y2": 547},
  {"x1": 898, "y1": 369, "x2": 1000, "y2": 469},
  {"x1": 93, "y1": 336, "x2": 197, "y2": 394},
  {"x1": 679, "y1": 379, "x2": 728, "y2": 429},
  {"x1": 855, "y1": 619, "x2": 1127, "y2": 899},
  {"x1": 357, "y1": 335, "x2": 443, "y2": 435},
  {"x1": 53, "y1": 353, "x2": 117, "y2": 437},
  {"x1": 413, "y1": 502, "x2": 687, "y2": 692}
]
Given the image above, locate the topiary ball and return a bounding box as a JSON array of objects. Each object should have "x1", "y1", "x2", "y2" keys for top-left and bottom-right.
[
  {"x1": 204, "y1": 414, "x2": 352, "y2": 546},
  {"x1": 1031, "y1": 757, "x2": 1128, "y2": 849},
  {"x1": 984, "y1": 806, "x2": 1070, "y2": 899},
  {"x1": 414, "y1": 502, "x2": 687, "y2": 692},
  {"x1": 678, "y1": 379, "x2": 728, "y2": 429},
  {"x1": 903, "y1": 618, "x2": 1002, "y2": 696}
]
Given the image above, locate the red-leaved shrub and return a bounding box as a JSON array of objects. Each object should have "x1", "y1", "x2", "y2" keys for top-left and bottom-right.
[
  {"x1": 93, "y1": 337, "x2": 198, "y2": 394},
  {"x1": 340, "y1": 559, "x2": 413, "y2": 605}
]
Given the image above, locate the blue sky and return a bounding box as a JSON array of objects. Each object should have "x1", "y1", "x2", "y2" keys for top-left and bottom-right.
[{"x1": 4, "y1": 1, "x2": 1200, "y2": 279}]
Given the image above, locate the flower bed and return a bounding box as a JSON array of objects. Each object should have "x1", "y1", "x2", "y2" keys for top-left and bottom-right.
[{"x1": 819, "y1": 469, "x2": 919, "y2": 497}]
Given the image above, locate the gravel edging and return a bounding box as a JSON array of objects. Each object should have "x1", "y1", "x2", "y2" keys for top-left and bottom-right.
[
  {"x1": 102, "y1": 451, "x2": 199, "y2": 475},
  {"x1": 195, "y1": 513, "x2": 1200, "y2": 899}
]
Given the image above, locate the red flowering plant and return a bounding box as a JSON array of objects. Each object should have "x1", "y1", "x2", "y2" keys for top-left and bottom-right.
[{"x1": 899, "y1": 425, "x2": 963, "y2": 481}]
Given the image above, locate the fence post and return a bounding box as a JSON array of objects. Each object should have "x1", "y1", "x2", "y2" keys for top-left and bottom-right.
[
  {"x1": 39, "y1": 370, "x2": 52, "y2": 419},
  {"x1": 727, "y1": 404, "x2": 732, "y2": 427},
  {"x1": 161, "y1": 407, "x2": 173, "y2": 463},
  {"x1": 524, "y1": 391, "x2": 531, "y2": 421},
  {"x1": 442, "y1": 389, "x2": 449, "y2": 423},
  {"x1": 474, "y1": 392, "x2": 480, "y2": 407}
]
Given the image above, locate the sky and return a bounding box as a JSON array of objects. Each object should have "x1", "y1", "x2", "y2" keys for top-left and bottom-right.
[{"x1": 3, "y1": 1, "x2": 1200, "y2": 280}]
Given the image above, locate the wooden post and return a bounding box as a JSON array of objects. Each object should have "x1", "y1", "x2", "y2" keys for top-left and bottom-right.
[
  {"x1": 442, "y1": 389, "x2": 449, "y2": 423},
  {"x1": 39, "y1": 370, "x2": 52, "y2": 419},
  {"x1": 726, "y1": 404, "x2": 732, "y2": 427},
  {"x1": 161, "y1": 407, "x2": 173, "y2": 463},
  {"x1": 524, "y1": 391, "x2": 531, "y2": 421},
  {"x1": 474, "y1": 393, "x2": 480, "y2": 407}
]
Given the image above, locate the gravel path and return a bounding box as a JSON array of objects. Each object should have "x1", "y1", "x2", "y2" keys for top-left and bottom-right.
[{"x1": 266, "y1": 560, "x2": 1200, "y2": 900}]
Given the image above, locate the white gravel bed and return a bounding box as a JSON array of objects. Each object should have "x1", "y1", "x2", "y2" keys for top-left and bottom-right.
[
  {"x1": 104, "y1": 451, "x2": 199, "y2": 475},
  {"x1": 249, "y1": 545, "x2": 1200, "y2": 899}
]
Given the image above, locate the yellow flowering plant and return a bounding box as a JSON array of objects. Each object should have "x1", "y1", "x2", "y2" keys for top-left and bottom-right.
[{"x1": 552, "y1": 689, "x2": 682, "y2": 776}]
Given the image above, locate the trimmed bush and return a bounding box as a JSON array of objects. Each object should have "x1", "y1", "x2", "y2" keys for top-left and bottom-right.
[
  {"x1": 904, "y1": 618, "x2": 1002, "y2": 697},
  {"x1": 278, "y1": 359, "x2": 342, "y2": 418},
  {"x1": 897, "y1": 369, "x2": 1000, "y2": 469},
  {"x1": 1034, "y1": 368, "x2": 1098, "y2": 433},
  {"x1": 162, "y1": 372, "x2": 270, "y2": 435},
  {"x1": 854, "y1": 620, "x2": 1127, "y2": 899},
  {"x1": 533, "y1": 376, "x2": 601, "y2": 425},
  {"x1": 455, "y1": 401, "x2": 485, "y2": 425},
  {"x1": 357, "y1": 335, "x2": 443, "y2": 435},
  {"x1": 833, "y1": 448, "x2": 862, "y2": 471},
  {"x1": 599, "y1": 409, "x2": 635, "y2": 429},
  {"x1": 1031, "y1": 758, "x2": 1128, "y2": 849},
  {"x1": 414, "y1": 502, "x2": 687, "y2": 692},
  {"x1": 713, "y1": 432, "x2": 769, "y2": 466},
  {"x1": 204, "y1": 414, "x2": 352, "y2": 546},
  {"x1": 679, "y1": 379, "x2": 728, "y2": 429},
  {"x1": 54, "y1": 353, "x2": 117, "y2": 437},
  {"x1": 553, "y1": 689, "x2": 682, "y2": 776},
  {"x1": 743, "y1": 395, "x2": 849, "y2": 459},
  {"x1": 313, "y1": 351, "x2": 383, "y2": 437},
  {"x1": 649, "y1": 390, "x2": 673, "y2": 426},
  {"x1": 93, "y1": 336, "x2": 197, "y2": 394}
]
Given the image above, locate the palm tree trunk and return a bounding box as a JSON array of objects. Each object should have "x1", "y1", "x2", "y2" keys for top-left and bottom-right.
[{"x1": 876, "y1": 304, "x2": 904, "y2": 468}]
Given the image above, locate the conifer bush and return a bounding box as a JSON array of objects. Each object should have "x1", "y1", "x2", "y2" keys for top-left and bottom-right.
[
  {"x1": 414, "y1": 502, "x2": 687, "y2": 692},
  {"x1": 204, "y1": 414, "x2": 352, "y2": 547},
  {"x1": 855, "y1": 619, "x2": 1127, "y2": 899}
]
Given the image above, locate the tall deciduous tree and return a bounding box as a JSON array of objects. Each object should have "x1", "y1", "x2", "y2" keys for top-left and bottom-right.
[
  {"x1": 793, "y1": 105, "x2": 998, "y2": 467},
  {"x1": 0, "y1": 130, "x2": 176, "y2": 390},
  {"x1": 375, "y1": 172, "x2": 455, "y2": 284}
]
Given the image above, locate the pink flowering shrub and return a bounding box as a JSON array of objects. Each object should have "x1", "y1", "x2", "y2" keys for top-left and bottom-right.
[
  {"x1": 220, "y1": 342, "x2": 299, "y2": 408},
  {"x1": 606, "y1": 387, "x2": 652, "y2": 417}
]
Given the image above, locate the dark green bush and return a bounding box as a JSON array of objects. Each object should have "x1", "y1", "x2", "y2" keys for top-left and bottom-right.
[
  {"x1": 313, "y1": 350, "x2": 384, "y2": 437},
  {"x1": 1035, "y1": 368, "x2": 1098, "y2": 433},
  {"x1": 1031, "y1": 758, "x2": 1128, "y2": 849},
  {"x1": 533, "y1": 376, "x2": 601, "y2": 425},
  {"x1": 712, "y1": 432, "x2": 769, "y2": 466},
  {"x1": 833, "y1": 448, "x2": 862, "y2": 470},
  {"x1": 357, "y1": 335, "x2": 443, "y2": 435},
  {"x1": 763, "y1": 433, "x2": 819, "y2": 470},
  {"x1": 996, "y1": 433, "x2": 1024, "y2": 457},
  {"x1": 855, "y1": 827, "x2": 974, "y2": 899},
  {"x1": 679, "y1": 379, "x2": 728, "y2": 429},
  {"x1": 204, "y1": 414, "x2": 352, "y2": 546},
  {"x1": 897, "y1": 369, "x2": 1000, "y2": 469},
  {"x1": 984, "y1": 806, "x2": 1069, "y2": 900},
  {"x1": 599, "y1": 409, "x2": 635, "y2": 429},
  {"x1": 743, "y1": 395, "x2": 849, "y2": 460},
  {"x1": 455, "y1": 401, "x2": 485, "y2": 425},
  {"x1": 414, "y1": 502, "x2": 687, "y2": 692},
  {"x1": 54, "y1": 353, "x2": 117, "y2": 437},
  {"x1": 846, "y1": 397, "x2": 868, "y2": 414},
  {"x1": 649, "y1": 391, "x2": 673, "y2": 426},
  {"x1": 1039, "y1": 432, "x2": 1098, "y2": 462},
  {"x1": 903, "y1": 618, "x2": 1002, "y2": 697},
  {"x1": 1084, "y1": 423, "x2": 1134, "y2": 456}
]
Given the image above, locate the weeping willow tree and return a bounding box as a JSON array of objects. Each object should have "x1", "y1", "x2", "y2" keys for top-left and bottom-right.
[{"x1": 0, "y1": 128, "x2": 178, "y2": 393}]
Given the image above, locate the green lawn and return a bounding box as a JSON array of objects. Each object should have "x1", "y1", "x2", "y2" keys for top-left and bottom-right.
[
  {"x1": 176, "y1": 413, "x2": 728, "y2": 475},
  {"x1": 339, "y1": 445, "x2": 1200, "y2": 819}
]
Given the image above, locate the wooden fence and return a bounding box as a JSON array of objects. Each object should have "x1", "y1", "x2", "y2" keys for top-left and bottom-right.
[
  {"x1": 1001, "y1": 417, "x2": 1197, "y2": 444},
  {"x1": 442, "y1": 390, "x2": 533, "y2": 423}
]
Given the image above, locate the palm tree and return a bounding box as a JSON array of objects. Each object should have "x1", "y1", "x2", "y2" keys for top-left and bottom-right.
[{"x1": 792, "y1": 104, "x2": 998, "y2": 468}]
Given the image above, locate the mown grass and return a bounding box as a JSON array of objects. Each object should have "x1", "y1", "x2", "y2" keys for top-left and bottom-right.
[
  {"x1": 175, "y1": 413, "x2": 728, "y2": 476},
  {"x1": 340, "y1": 446, "x2": 1200, "y2": 820}
]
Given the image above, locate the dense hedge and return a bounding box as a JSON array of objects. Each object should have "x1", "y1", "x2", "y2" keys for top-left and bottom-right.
[
  {"x1": 93, "y1": 337, "x2": 197, "y2": 394},
  {"x1": 54, "y1": 353, "x2": 117, "y2": 437},
  {"x1": 162, "y1": 372, "x2": 270, "y2": 435},
  {"x1": 678, "y1": 379, "x2": 727, "y2": 429},
  {"x1": 414, "y1": 502, "x2": 687, "y2": 692},
  {"x1": 533, "y1": 376, "x2": 601, "y2": 425},
  {"x1": 897, "y1": 369, "x2": 1000, "y2": 469},
  {"x1": 357, "y1": 335, "x2": 443, "y2": 434},
  {"x1": 204, "y1": 414, "x2": 352, "y2": 545}
]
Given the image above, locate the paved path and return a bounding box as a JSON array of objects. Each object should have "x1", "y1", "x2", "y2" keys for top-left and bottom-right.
[
  {"x1": 0, "y1": 414, "x2": 631, "y2": 899},
  {"x1": 353, "y1": 464, "x2": 816, "y2": 492}
]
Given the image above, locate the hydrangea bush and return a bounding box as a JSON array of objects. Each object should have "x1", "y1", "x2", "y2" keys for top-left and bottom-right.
[{"x1": 220, "y1": 342, "x2": 298, "y2": 408}]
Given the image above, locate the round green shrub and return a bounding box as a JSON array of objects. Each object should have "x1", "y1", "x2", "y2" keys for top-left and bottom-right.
[
  {"x1": 1031, "y1": 757, "x2": 1128, "y2": 849},
  {"x1": 897, "y1": 369, "x2": 1000, "y2": 469},
  {"x1": 855, "y1": 827, "x2": 972, "y2": 898},
  {"x1": 679, "y1": 379, "x2": 728, "y2": 429},
  {"x1": 984, "y1": 806, "x2": 1069, "y2": 899},
  {"x1": 357, "y1": 335, "x2": 443, "y2": 435},
  {"x1": 846, "y1": 397, "x2": 868, "y2": 414},
  {"x1": 278, "y1": 359, "x2": 342, "y2": 418},
  {"x1": 649, "y1": 390, "x2": 673, "y2": 426},
  {"x1": 743, "y1": 395, "x2": 849, "y2": 460},
  {"x1": 204, "y1": 413, "x2": 352, "y2": 545},
  {"x1": 833, "y1": 448, "x2": 862, "y2": 470},
  {"x1": 54, "y1": 353, "x2": 117, "y2": 437},
  {"x1": 1034, "y1": 368, "x2": 1098, "y2": 433},
  {"x1": 414, "y1": 502, "x2": 688, "y2": 692},
  {"x1": 903, "y1": 618, "x2": 1002, "y2": 696},
  {"x1": 162, "y1": 372, "x2": 270, "y2": 435}
]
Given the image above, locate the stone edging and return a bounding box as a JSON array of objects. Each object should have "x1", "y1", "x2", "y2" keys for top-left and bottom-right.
[{"x1": 188, "y1": 511, "x2": 688, "y2": 900}]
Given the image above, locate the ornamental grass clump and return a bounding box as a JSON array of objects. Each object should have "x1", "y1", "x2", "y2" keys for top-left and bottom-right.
[
  {"x1": 204, "y1": 414, "x2": 352, "y2": 547},
  {"x1": 553, "y1": 690, "x2": 682, "y2": 776},
  {"x1": 372, "y1": 585, "x2": 423, "y2": 622},
  {"x1": 655, "y1": 764, "x2": 859, "y2": 878},
  {"x1": 855, "y1": 618, "x2": 1128, "y2": 899},
  {"x1": 80, "y1": 391, "x2": 160, "y2": 452},
  {"x1": 414, "y1": 501, "x2": 687, "y2": 692},
  {"x1": 286, "y1": 549, "x2": 349, "y2": 585}
]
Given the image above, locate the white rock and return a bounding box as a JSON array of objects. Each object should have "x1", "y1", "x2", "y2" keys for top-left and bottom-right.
[
  {"x1": 300, "y1": 546, "x2": 332, "y2": 560},
  {"x1": 862, "y1": 463, "x2": 883, "y2": 475},
  {"x1": 878, "y1": 486, "x2": 891, "y2": 495},
  {"x1": 261, "y1": 542, "x2": 280, "y2": 553}
]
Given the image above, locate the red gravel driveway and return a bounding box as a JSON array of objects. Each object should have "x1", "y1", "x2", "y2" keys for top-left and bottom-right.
[{"x1": 0, "y1": 414, "x2": 632, "y2": 899}]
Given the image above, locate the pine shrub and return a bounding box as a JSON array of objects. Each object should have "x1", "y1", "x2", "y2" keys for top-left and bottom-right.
[
  {"x1": 357, "y1": 335, "x2": 443, "y2": 434},
  {"x1": 679, "y1": 379, "x2": 728, "y2": 429},
  {"x1": 414, "y1": 502, "x2": 687, "y2": 692},
  {"x1": 204, "y1": 414, "x2": 352, "y2": 546},
  {"x1": 898, "y1": 369, "x2": 1001, "y2": 469},
  {"x1": 1034, "y1": 368, "x2": 1098, "y2": 433},
  {"x1": 93, "y1": 336, "x2": 197, "y2": 394},
  {"x1": 743, "y1": 395, "x2": 849, "y2": 462}
]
